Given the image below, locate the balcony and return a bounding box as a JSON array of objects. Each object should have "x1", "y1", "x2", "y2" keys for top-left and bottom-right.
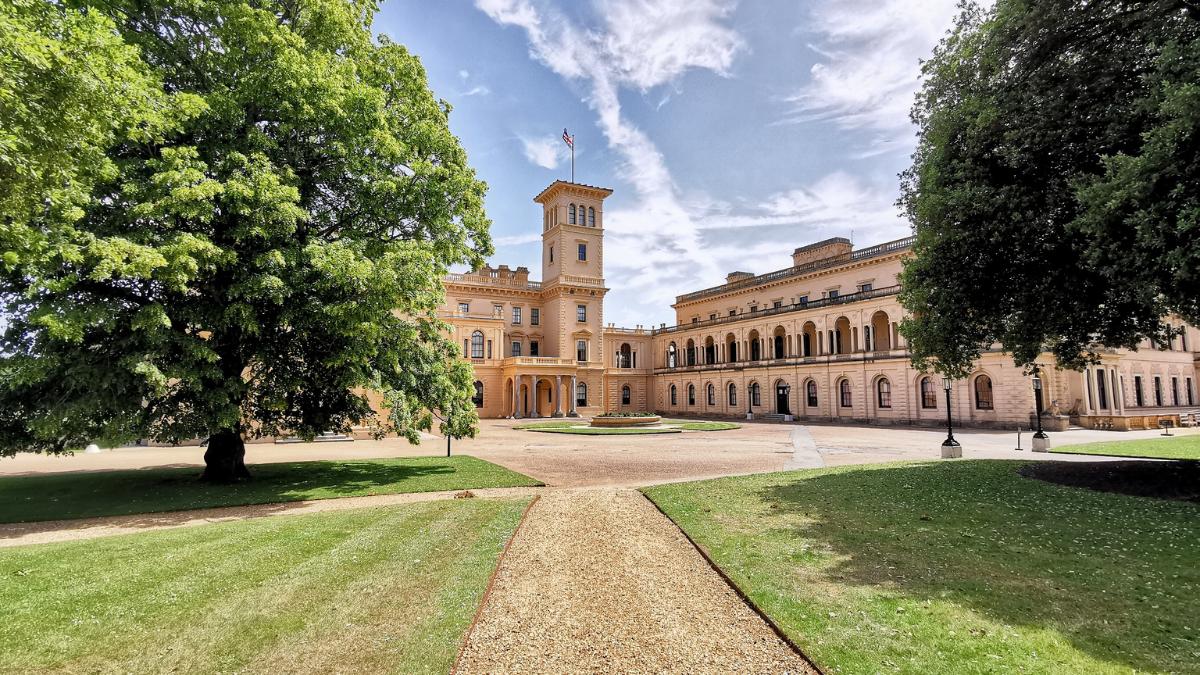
[
  {"x1": 502, "y1": 356, "x2": 582, "y2": 368},
  {"x1": 656, "y1": 284, "x2": 902, "y2": 335},
  {"x1": 652, "y1": 348, "x2": 910, "y2": 374}
]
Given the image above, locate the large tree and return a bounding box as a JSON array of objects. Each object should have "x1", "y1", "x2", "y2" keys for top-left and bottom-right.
[
  {"x1": 0, "y1": 0, "x2": 491, "y2": 480},
  {"x1": 899, "y1": 0, "x2": 1200, "y2": 378}
]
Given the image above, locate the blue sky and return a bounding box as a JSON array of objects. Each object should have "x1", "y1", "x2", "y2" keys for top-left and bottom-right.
[{"x1": 375, "y1": 0, "x2": 965, "y2": 327}]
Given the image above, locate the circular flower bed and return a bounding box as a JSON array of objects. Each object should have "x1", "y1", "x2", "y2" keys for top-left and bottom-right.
[{"x1": 589, "y1": 414, "x2": 662, "y2": 428}]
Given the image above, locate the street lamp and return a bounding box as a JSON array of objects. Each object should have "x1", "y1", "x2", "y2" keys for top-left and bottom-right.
[
  {"x1": 1031, "y1": 368, "x2": 1050, "y2": 452},
  {"x1": 941, "y1": 376, "x2": 962, "y2": 458}
]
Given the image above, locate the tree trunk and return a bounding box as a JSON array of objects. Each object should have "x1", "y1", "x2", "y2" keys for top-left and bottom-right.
[{"x1": 201, "y1": 429, "x2": 251, "y2": 482}]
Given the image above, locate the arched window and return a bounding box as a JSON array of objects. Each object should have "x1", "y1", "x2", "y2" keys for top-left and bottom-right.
[
  {"x1": 974, "y1": 375, "x2": 994, "y2": 410},
  {"x1": 576, "y1": 382, "x2": 588, "y2": 407},
  {"x1": 670, "y1": 384, "x2": 678, "y2": 406},
  {"x1": 806, "y1": 380, "x2": 818, "y2": 407},
  {"x1": 569, "y1": 203, "x2": 576, "y2": 224},
  {"x1": 707, "y1": 383, "x2": 715, "y2": 406},
  {"x1": 588, "y1": 206, "x2": 595, "y2": 226},
  {"x1": 728, "y1": 383, "x2": 737, "y2": 406},
  {"x1": 470, "y1": 330, "x2": 485, "y2": 359},
  {"x1": 750, "y1": 382, "x2": 761, "y2": 407},
  {"x1": 839, "y1": 379, "x2": 852, "y2": 408},
  {"x1": 877, "y1": 378, "x2": 892, "y2": 409},
  {"x1": 687, "y1": 384, "x2": 696, "y2": 406},
  {"x1": 667, "y1": 343, "x2": 677, "y2": 368},
  {"x1": 920, "y1": 376, "x2": 937, "y2": 409},
  {"x1": 621, "y1": 385, "x2": 631, "y2": 405},
  {"x1": 472, "y1": 381, "x2": 484, "y2": 408}
]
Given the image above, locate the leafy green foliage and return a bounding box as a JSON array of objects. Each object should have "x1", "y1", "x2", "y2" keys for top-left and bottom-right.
[
  {"x1": 899, "y1": 1, "x2": 1200, "y2": 377},
  {"x1": 0, "y1": 0, "x2": 492, "y2": 455}
]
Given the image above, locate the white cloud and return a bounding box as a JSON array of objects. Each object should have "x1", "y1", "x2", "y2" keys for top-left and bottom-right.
[
  {"x1": 493, "y1": 233, "x2": 543, "y2": 246},
  {"x1": 519, "y1": 134, "x2": 567, "y2": 169},
  {"x1": 782, "y1": 0, "x2": 966, "y2": 145},
  {"x1": 462, "y1": 85, "x2": 491, "y2": 97},
  {"x1": 458, "y1": 69, "x2": 471, "y2": 80}
]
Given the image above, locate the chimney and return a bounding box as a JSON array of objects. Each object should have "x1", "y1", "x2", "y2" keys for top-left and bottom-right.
[
  {"x1": 792, "y1": 237, "x2": 853, "y2": 266},
  {"x1": 725, "y1": 271, "x2": 755, "y2": 284}
]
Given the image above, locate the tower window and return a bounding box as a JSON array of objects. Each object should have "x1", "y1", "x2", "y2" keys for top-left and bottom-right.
[
  {"x1": 531, "y1": 308, "x2": 540, "y2": 325},
  {"x1": 578, "y1": 243, "x2": 587, "y2": 261},
  {"x1": 588, "y1": 206, "x2": 595, "y2": 226},
  {"x1": 569, "y1": 203, "x2": 576, "y2": 224},
  {"x1": 577, "y1": 304, "x2": 587, "y2": 322},
  {"x1": 549, "y1": 246, "x2": 553, "y2": 263}
]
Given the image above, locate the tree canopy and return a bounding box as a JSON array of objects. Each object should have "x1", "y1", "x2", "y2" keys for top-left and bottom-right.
[
  {"x1": 899, "y1": 0, "x2": 1200, "y2": 378},
  {"x1": 0, "y1": 0, "x2": 491, "y2": 479}
]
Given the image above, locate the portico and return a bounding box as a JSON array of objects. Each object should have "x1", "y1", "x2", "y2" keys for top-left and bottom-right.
[{"x1": 504, "y1": 357, "x2": 583, "y2": 419}]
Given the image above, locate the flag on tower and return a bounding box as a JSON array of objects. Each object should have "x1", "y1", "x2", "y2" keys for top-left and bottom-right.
[{"x1": 562, "y1": 128, "x2": 574, "y2": 149}]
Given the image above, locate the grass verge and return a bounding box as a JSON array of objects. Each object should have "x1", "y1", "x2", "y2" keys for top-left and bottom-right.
[
  {"x1": 526, "y1": 426, "x2": 680, "y2": 435},
  {"x1": 0, "y1": 456, "x2": 540, "y2": 523},
  {"x1": 0, "y1": 498, "x2": 530, "y2": 673},
  {"x1": 1051, "y1": 433, "x2": 1200, "y2": 460},
  {"x1": 644, "y1": 460, "x2": 1199, "y2": 674},
  {"x1": 662, "y1": 419, "x2": 741, "y2": 431}
]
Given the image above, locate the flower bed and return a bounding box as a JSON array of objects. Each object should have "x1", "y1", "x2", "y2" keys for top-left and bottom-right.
[{"x1": 589, "y1": 415, "x2": 662, "y2": 428}]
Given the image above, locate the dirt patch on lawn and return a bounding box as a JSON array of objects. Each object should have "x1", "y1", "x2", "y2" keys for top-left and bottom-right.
[{"x1": 1020, "y1": 460, "x2": 1200, "y2": 503}]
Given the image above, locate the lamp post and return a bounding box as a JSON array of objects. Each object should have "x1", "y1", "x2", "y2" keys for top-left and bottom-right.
[
  {"x1": 1031, "y1": 368, "x2": 1050, "y2": 452},
  {"x1": 941, "y1": 376, "x2": 961, "y2": 458}
]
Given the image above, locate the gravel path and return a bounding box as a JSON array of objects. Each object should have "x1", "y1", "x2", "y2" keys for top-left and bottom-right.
[
  {"x1": 0, "y1": 486, "x2": 544, "y2": 548},
  {"x1": 455, "y1": 488, "x2": 817, "y2": 674}
]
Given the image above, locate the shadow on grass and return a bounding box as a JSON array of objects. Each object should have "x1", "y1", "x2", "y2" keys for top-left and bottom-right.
[
  {"x1": 755, "y1": 461, "x2": 1199, "y2": 673},
  {"x1": 0, "y1": 456, "x2": 538, "y2": 526}
]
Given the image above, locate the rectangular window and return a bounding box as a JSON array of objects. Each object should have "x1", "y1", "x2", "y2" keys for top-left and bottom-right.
[
  {"x1": 1188, "y1": 377, "x2": 1195, "y2": 406},
  {"x1": 549, "y1": 246, "x2": 553, "y2": 263},
  {"x1": 1172, "y1": 377, "x2": 1180, "y2": 406},
  {"x1": 511, "y1": 341, "x2": 521, "y2": 357},
  {"x1": 728, "y1": 310, "x2": 737, "y2": 317},
  {"x1": 773, "y1": 300, "x2": 782, "y2": 309},
  {"x1": 709, "y1": 313, "x2": 717, "y2": 320},
  {"x1": 487, "y1": 340, "x2": 492, "y2": 359},
  {"x1": 578, "y1": 243, "x2": 587, "y2": 261},
  {"x1": 531, "y1": 308, "x2": 540, "y2": 326},
  {"x1": 1154, "y1": 377, "x2": 1163, "y2": 406},
  {"x1": 749, "y1": 305, "x2": 757, "y2": 313},
  {"x1": 828, "y1": 289, "x2": 839, "y2": 299},
  {"x1": 859, "y1": 283, "x2": 873, "y2": 293},
  {"x1": 798, "y1": 295, "x2": 808, "y2": 305},
  {"x1": 576, "y1": 339, "x2": 587, "y2": 362},
  {"x1": 493, "y1": 304, "x2": 503, "y2": 318},
  {"x1": 458, "y1": 302, "x2": 469, "y2": 314},
  {"x1": 512, "y1": 306, "x2": 522, "y2": 324},
  {"x1": 692, "y1": 317, "x2": 698, "y2": 324},
  {"x1": 577, "y1": 304, "x2": 587, "y2": 322},
  {"x1": 1134, "y1": 376, "x2": 1144, "y2": 406},
  {"x1": 530, "y1": 341, "x2": 539, "y2": 357}
]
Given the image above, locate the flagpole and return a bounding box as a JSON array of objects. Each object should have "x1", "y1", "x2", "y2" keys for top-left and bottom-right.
[{"x1": 571, "y1": 138, "x2": 575, "y2": 182}]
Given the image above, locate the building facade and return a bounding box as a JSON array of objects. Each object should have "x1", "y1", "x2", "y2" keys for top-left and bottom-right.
[{"x1": 441, "y1": 181, "x2": 1200, "y2": 429}]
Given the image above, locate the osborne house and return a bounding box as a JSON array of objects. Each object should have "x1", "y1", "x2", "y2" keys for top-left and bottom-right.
[{"x1": 441, "y1": 181, "x2": 1200, "y2": 430}]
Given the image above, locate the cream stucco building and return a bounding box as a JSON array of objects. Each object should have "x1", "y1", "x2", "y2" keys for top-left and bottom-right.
[{"x1": 441, "y1": 181, "x2": 1199, "y2": 430}]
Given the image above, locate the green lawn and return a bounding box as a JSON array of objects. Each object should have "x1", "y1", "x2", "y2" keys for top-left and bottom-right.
[
  {"x1": 527, "y1": 426, "x2": 680, "y2": 435},
  {"x1": 662, "y1": 419, "x2": 741, "y2": 431},
  {"x1": 0, "y1": 498, "x2": 529, "y2": 673},
  {"x1": 1052, "y1": 433, "x2": 1200, "y2": 460},
  {"x1": 0, "y1": 456, "x2": 540, "y2": 524},
  {"x1": 644, "y1": 461, "x2": 1200, "y2": 674}
]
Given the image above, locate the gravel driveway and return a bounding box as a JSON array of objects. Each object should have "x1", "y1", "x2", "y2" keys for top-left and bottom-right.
[{"x1": 455, "y1": 488, "x2": 817, "y2": 674}]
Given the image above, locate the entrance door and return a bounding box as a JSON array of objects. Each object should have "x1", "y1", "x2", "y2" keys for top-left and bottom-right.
[{"x1": 776, "y1": 385, "x2": 791, "y2": 414}]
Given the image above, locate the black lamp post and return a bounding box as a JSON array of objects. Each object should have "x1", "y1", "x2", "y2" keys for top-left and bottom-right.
[
  {"x1": 1032, "y1": 369, "x2": 1047, "y2": 440},
  {"x1": 941, "y1": 376, "x2": 960, "y2": 456}
]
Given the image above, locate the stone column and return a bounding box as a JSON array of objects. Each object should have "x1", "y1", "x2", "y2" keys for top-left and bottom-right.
[
  {"x1": 553, "y1": 375, "x2": 564, "y2": 417},
  {"x1": 513, "y1": 374, "x2": 524, "y2": 419},
  {"x1": 531, "y1": 377, "x2": 540, "y2": 417},
  {"x1": 567, "y1": 375, "x2": 579, "y2": 417}
]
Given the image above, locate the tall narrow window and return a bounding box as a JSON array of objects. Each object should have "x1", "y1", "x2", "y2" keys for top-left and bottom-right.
[
  {"x1": 1171, "y1": 377, "x2": 1180, "y2": 406},
  {"x1": 1134, "y1": 376, "x2": 1144, "y2": 406},
  {"x1": 576, "y1": 339, "x2": 588, "y2": 362},
  {"x1": 576, "y1": 382, "x2": 587, "y2": 407},
  {"x1": 569, "y1": 203, "x2": 576, "y2": 224},
  {"x1": 549, "y1": 246, "x2": 553, "y2": 263},
  {"x1": 750, "y1": 382, "x2": 761, "y2": 407},
  {"x1": 622, "y1": 385, "x2": 631, "y2": 405},
  {"x1": 839, "y1": 379, "x2": 851, "y2": 408},
  {"x1": 806, "y1": 380, "x2": 818, "y2": 407},
  {"x1": 1096, "y1": 371, "x2": 1108, "y2": 409},
  {"x1": 512, "y1": 306, "x2": 522, "y2": 324},
  {"x1": 687, "y1": 384, "x2": 696, "y2": 406},
  {"x1": 578, "y1": 243, "x2": 587, "y2": 261},
  {"x1": 511, "y1": 341, "x2": 521, "y2": 357},
  {"x1": 531, "y1": 308, "x2": 540, "y2": 325},
  {"x1": 667, "y1": 343, "x2": 677, "y2": 368},
  {"x1": 530, "y1": 341, "x2": 539, "y2": 357},
  {"x1": 707, "y1": 383, "x2": 715, "y2": 405},
  {"x1": 588, "y1": 206, "x2": 595, "y2": 226},
  {"x1": 1154, "y1": 377, "x2": 1163, "y2": 406},
  {"x1": 877, "y1": 378, "x2": 892, "y2": 409},
  {"x1": 670, "y1": 384, "x2": 677, "y2": 406},
  {"x1": 728, "y1": 383, "x2": 737, "y2": 406},
  {"x1": 577, "y1": 304, "x2": 587, "y2": 322},
  {"x1": 921, "y1": 377, "x2": 937, "y2": 409},
  {"x1": 974, "y1": 375, "x2": 994, "y2": 410},
  {"x1": 470, "y1": 330, "x2": 484, "y2": 359},
  {"x1": 1187, "y1": 377, "x2": 1195, "y2": 406}
]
